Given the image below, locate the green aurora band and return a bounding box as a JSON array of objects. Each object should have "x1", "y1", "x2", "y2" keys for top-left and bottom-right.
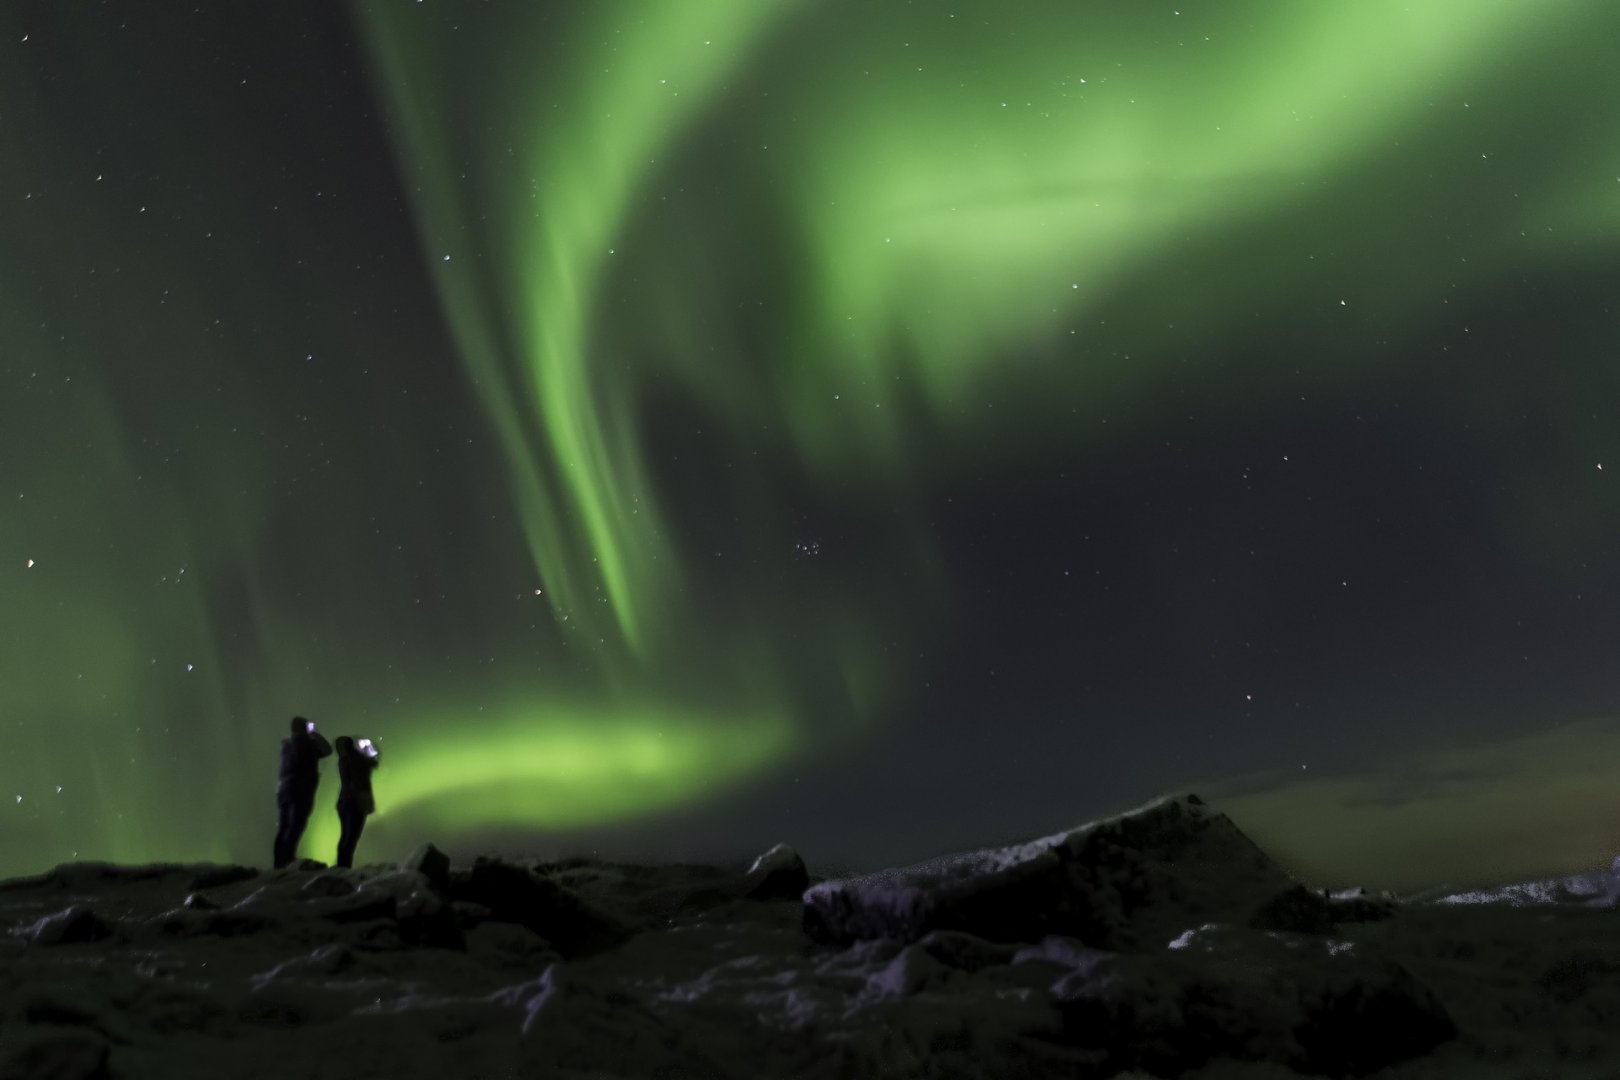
[
  {"x1": 359, "y1": 0, "x2": 1599, "y2": 640},
  {"x1": 349, "y1": 0, "x2": 1608, "y2": 829},
  {"x1": 2, "y1": 0, "x2": 1616, "y2": 873},
  {"x1": 360, "y1": 2, "x2": 799, "y2": 657}
]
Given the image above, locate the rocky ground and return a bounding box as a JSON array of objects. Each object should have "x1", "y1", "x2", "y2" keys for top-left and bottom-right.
[{"x1": 3, "y1": 794, "x2": 1620, "y2": 1079}]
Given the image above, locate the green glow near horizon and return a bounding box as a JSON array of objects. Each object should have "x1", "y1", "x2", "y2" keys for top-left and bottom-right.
[{"x1": 301, "y1": 702, "x2": 796, "y2": 859}]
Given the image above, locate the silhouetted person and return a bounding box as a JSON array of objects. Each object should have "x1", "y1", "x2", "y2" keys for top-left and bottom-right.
[
  {"x1": 334, "y1": 735, "x2": 380, "y2": 869},
  {"x1": 273, "y1": 716, "x2": 332, "y2": 868}
]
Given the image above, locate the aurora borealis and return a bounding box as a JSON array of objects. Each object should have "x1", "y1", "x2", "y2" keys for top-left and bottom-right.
[{"x1": 3, "y1": 2, "x2": 1619, "y2": 886}]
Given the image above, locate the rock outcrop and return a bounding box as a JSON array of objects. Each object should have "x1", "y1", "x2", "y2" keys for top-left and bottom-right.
[
  {"x1": 445, "y1": 858, "x2": 630, "y2": 960},
  {"x1": 12, "y1": 796, "x2": 1611, "y2": 1079},
  {"x1": 802, "y1": 794, "x2": 1294, "y2": 949}
]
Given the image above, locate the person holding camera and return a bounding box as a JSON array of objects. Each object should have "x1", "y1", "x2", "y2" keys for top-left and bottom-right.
[
  {"x1": 333, "y1": 735, "x2": 380, "y2": 868},
  {"x1": 273, "y1": 716, "x2": 333, "y2": 868}
]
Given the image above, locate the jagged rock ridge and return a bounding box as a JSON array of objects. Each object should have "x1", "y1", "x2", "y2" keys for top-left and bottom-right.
[{"x1": 0, "y1": 795, "x2": 1612, "y2": 1078}]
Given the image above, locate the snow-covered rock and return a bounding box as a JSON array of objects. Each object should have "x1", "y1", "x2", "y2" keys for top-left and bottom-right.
[
  {"x1": 22, "y1": 905, "x2": 113, "y2": 947},
  {"x1": 803, "y1": 794, "x2": 1296, "y2": 949},
  {"x1": 1434, "y1": 857, "x2": 1620, "y2": 908}
]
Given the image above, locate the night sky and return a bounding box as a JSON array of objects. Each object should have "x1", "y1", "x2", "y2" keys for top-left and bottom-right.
[{"x1": 4, "y1": 2, "x2": 1619, "y2": 889}]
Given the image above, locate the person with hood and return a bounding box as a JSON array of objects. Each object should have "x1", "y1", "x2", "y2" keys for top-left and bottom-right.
[
  {"x1": 273, "y1": 716, "x2": 332, "y2": 868},
  {"x1": 333, "y1": 734, "x2": 380, "y2": 869}
]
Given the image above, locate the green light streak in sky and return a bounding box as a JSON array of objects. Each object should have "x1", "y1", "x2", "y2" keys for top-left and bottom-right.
[
  {"x1": 766, "y1": 1, "x2": 1551, "y2": 468},
  {"x1": 302, "y1": 701, "x2": 796, "y2": 859},
  {"x1": 359, "y1": 1, "x2": 800, "y2": 656},
  {"x1": 362, "y1": 0, "x2": 1572, "y2": 595},
  {"x1": 350, "y1": 2, "x2": 818, "y2": 854}
]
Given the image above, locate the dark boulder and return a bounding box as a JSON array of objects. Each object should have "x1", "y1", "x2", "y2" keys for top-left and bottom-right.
[
  {"x1": 740, "y1": 843, "x2": 809, "y2": 901},
  {"x1": 151, "y1": 908, "x2": 272, "y2": 938},
  {"x1": 1251, "y1": 884, "x2": 1338, "y2": 934},
  {"x1": 394, "y1": 890, "x2": 466, "y2": 950},
  {"x1": 1251, "y1": 885, "x2": 1398, "y2": 935},
  {"x1": 915, "y1": 929, "x2": 1017, "y2": 973},
  {"x1": 301, "y1": 873, "x2": 357, "y2": 898},
  {"x1": 313, "y1": 891, "x2": 398, "y2": 925},
  {"x1": 1051, "y1": 924, "x2": 1454, "y2": 1077},
  {"x1": 400, "y1": 842, "x2": 452, "y2": 894},
  {"x1": 1294, "y1": 960, "x2": 1456, "y2": 1076},
  {"x1": 447, "y1": 858, "x2": 631, "y2": 959},
  {"x1": 27, "y1": 905, "x2": 113, "y2": 947}
]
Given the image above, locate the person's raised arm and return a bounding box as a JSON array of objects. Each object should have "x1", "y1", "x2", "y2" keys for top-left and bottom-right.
[{"x1": 312, "y1": 732, "x2": 333, "y2": 757}]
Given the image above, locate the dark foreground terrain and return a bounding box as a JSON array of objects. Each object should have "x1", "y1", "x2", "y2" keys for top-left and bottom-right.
[{"x1": 3, "y1": 795, "x2": 1619, "y2": 1079}]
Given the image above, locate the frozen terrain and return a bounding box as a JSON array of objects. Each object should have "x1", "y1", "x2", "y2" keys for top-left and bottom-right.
[{"x1": 3, "y1": 794, "x2": 1620, "y2": 1079}]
